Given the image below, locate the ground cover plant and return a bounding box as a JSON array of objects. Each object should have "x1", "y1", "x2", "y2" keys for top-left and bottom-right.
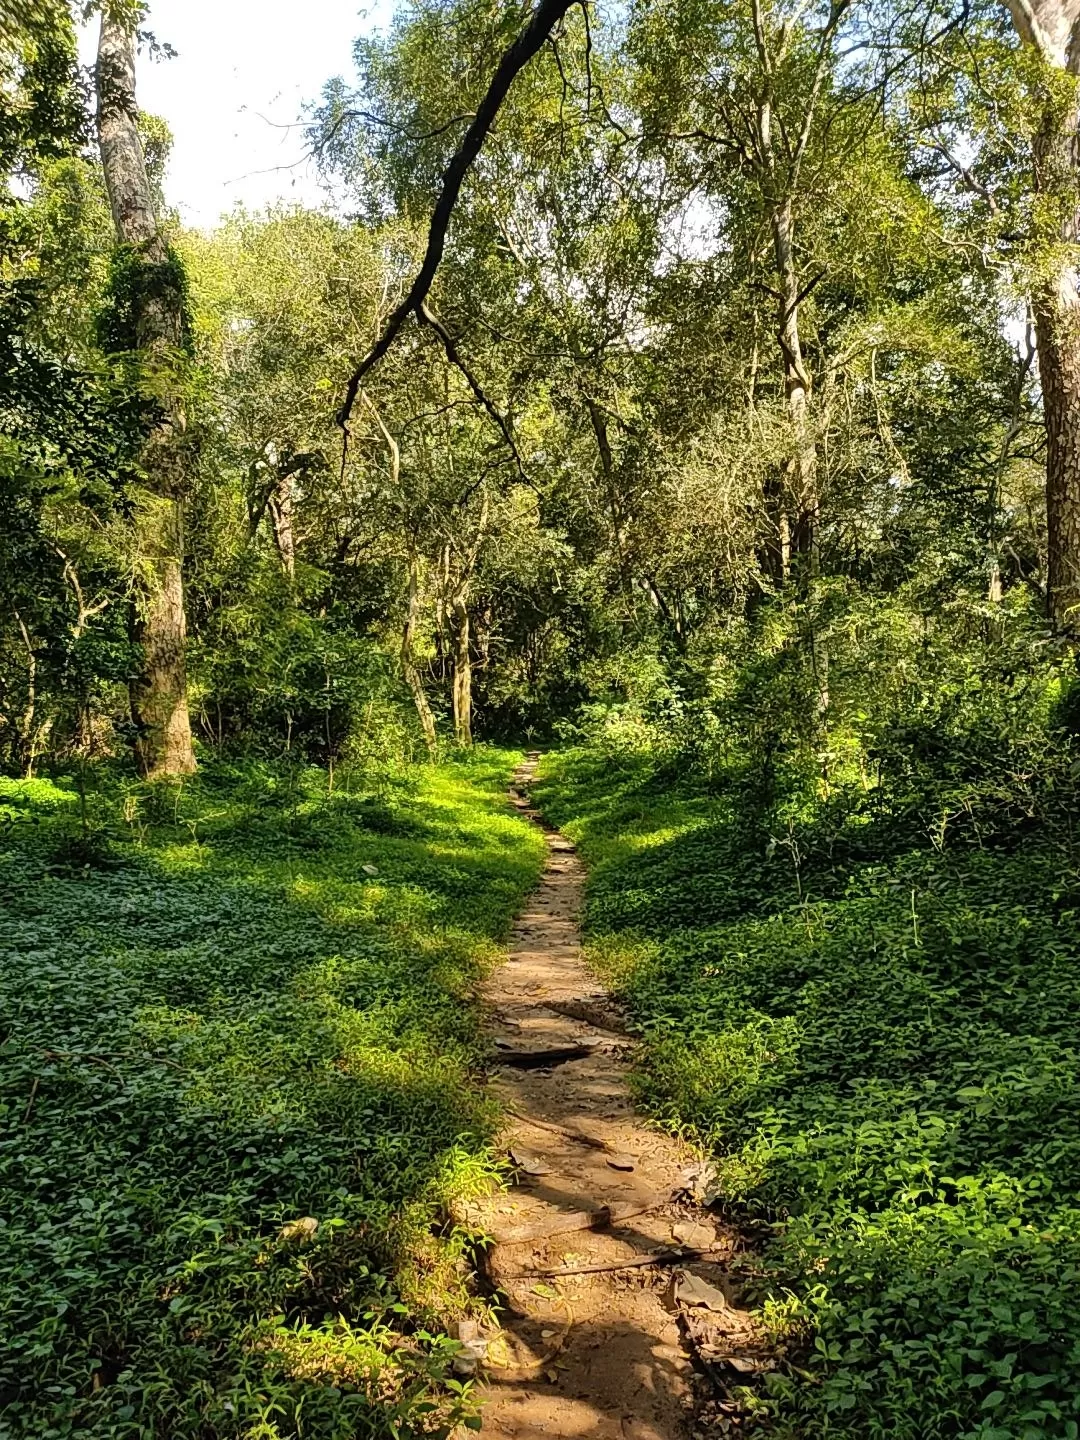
[
  {"x1": 0, "y1": 751, "x2": 544, "y2": 1439},
  {"x1": 535, "y1": 714, "x2": 1080, "y2": 1440}
]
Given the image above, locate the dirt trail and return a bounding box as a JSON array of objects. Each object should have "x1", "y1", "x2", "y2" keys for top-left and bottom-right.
[{"x1": 460, "y1": 754, "x2": 762, "y2": 1439}]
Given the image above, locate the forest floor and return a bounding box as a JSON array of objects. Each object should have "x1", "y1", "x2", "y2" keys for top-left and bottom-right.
[
  {"x1": 0, "y1": 753, "x2": 547, "y2": 1440},
  {"x1": 464, "y1": 756, "x2": 766, "y2": 1439},
  {"x1": 19, "y1": 737, "x2": 1080, "y2": 1438}
]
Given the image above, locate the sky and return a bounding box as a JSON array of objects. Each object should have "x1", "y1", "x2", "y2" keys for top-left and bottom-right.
[{"x1": 78, "y1": 0, "x2": 392, "y2": 230}]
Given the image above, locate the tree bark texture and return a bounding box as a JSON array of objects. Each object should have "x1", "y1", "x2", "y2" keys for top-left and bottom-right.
[
  {"x1": 268, "y1": 469, "x2": 297, "y2": 579},
  {"x1": 770, "y1": 196, "x2": 818, "y2": 570},
  {"x1": 1033, "y1": 101, "x2": 1080, "y2": 632},
  {"x1": 402, "y1": 548, "x2": 439, "y2": 756},
  {"x1": 451, "y1": 594, "x2": 473, "y2": 747},
  {"x1": 97, "y1": 11, "x2": 196, "y2": 776},
  {"x1": 585, "y1": 396, "x2": 634, "y2": 604},
  {"x1": 1006, "y1": 0, "x2": 1080, "y2": 632}
]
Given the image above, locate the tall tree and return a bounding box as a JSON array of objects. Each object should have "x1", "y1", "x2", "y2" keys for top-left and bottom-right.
[
  {"x1": 630, "y1": 0, "x2": 862, "y2": 582},
  {"x1": 1005, "y1": 0, "x2": 1080, "y2": 632},
  {"x1": 96, "y1": 5, "x2": 196, "y2": 776}
]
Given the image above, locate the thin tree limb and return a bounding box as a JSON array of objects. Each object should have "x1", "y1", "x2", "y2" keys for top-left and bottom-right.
[
  {"x1": 22, "y1": 1076, "x2": 39, "y2": 1125},
  {"x1": 511, "y1": 1245, "x2": 728, "y2": 1278},
  {"x1": 418, "y1": 302, "x2": 534, "y2": 487},
  {"x1": 790, "y1": 1, "x2": 851, "y2": 187}
]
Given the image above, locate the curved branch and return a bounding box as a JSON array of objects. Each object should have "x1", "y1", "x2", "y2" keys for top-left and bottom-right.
[
  {"x1": 419, "y1": 302, "x2": 533, "y2": 487},
  {"x1": 338, "y1": 0, "x2": 582, "y2": 428}
]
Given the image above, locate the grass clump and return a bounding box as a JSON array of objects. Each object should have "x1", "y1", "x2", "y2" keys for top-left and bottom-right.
[
  {"x1": 535, "y1": 745, "x2": 1080, "y2": 1440},
  {"x1": 0, "y1": 749, "x2": 544, "y2": 1440}
]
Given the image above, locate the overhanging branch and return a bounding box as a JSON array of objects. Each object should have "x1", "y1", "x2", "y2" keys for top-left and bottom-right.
[
  {"x1": 337, "y1": 0, "x2": 582, "y2": 429},
  {"x1": 419, "y1": 303, "x2": 534, "y2": 487}
]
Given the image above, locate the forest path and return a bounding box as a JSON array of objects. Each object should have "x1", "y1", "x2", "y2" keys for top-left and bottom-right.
[{"x1": 460, "y1": 754, "x2": 759, "y2": 1439}]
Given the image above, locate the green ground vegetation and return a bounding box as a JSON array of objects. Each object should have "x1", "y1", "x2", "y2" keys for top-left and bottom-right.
[
  {"x1": 0, "y1": 751, "x2": 544, "y2": 1440},
  {"x1": 535, "y1": 669, "x2": 1080, "y2": 1440}
]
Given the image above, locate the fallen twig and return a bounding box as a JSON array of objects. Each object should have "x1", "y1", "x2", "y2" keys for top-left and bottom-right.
[
  {"x1": 22, "y1": 1075, "x2": 39, "y2": 1124},
  {"x1": 505, "y1": 1105, "x2": 613, "y2": 1151},
  {"x1": 540, "y1": 998, "x2": 628, "y2": 1035},
  {"x1": 510, "y1": 1244, "x2": 727, "y2": 1278},
  {"x1": 489, "y1": 1198, "x2": 663, "y2": 1246}
]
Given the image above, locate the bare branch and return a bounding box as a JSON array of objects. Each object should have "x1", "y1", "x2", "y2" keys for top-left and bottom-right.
[
  {"x1": 750, "y1": 0, "x2": 773, "y2": 78},
  {"x1": 418, "y1": 302, "x2": 534, "y2": 487},
  {"x1": 790, "y1": 0, "x2": 852, "y2": 187},
  {"x1": 338, "y1": 0, "x2": 582, "y2": 429}
]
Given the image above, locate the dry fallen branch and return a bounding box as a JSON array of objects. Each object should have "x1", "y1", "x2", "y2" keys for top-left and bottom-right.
[
  {"x1": 488, "y1": 1198, "x2": 663, "y2": 1246},
  {"x1": 505, "y1": 1106, "x2": 614, "y2": 1151}
]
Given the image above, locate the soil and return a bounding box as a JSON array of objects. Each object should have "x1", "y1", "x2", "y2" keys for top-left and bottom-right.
[{"x1": 458, "y1": 755, "x2": 767, "y2": 1439}]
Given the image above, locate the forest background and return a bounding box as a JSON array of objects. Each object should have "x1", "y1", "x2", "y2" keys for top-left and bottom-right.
[{"x1": 5, "y1": 0, "x2": 1080, "y2": 1437}]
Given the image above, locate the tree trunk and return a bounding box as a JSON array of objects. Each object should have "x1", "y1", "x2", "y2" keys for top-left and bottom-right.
[
  {"x1": 268, "y1": 468, "x2": 297, "y2": 579},
  {"x1": 1033, "y1": 104, "x2": 1080, "y2": 633},
  {"x1": 770, "y1": 196, "x2": 818, "y2": 570},
  {"x1": 760, "y1": 472, "x2": 792, "y2": 586},
  {"x1": 585, "y1": 396, "x2": 633, "y2": 605},
  {"x1": 1006, "y1": 0, "x2": 1080, "y2": 632},
  {"x1": 451, "y1": 593, "x2": 473, "y2": 747},
  {"x1": 13, "y1": 611, "x2": 39, "y2": 777},
  {"x1": 96, "y1": 11, "x2": 196, "y2": 777},
  {"x1": 402, "y1": 548, "x2": 438, "y2": 756},
  {"x1": 770, "y1": 197, "x2": 827, "y2": 708}
]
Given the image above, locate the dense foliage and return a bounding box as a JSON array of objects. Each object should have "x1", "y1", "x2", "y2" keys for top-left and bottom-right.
[
  {"x1": 535, "y1": 605, "x2": 1080, "y2": 1440},
  {"x1": 0, "y1": 750, "x2": 543, "y2": 1438}
]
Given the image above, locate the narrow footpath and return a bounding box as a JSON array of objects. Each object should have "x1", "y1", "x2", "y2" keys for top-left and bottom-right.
[{"x1": 459, "y1": 755, "x2": 766, "y2": 1439}]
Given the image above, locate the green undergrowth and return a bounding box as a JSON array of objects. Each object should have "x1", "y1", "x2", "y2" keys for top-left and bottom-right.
[
  {"x1": 0, "y1": 750, "x2": 545, "y2": 1440},
  {"x1": 535, "y1": 747, "x2": 1080, "y2": 1440}
]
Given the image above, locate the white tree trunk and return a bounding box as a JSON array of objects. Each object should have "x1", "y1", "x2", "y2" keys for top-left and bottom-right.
[{"x1": 1006, "y1": 0, "x2": 1080, "y2": 632}]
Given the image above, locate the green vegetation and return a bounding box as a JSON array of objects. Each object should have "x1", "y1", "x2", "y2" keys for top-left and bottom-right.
[
  {"x1": 9, "y1": 0, "x2": 1080, "y2": 1435},
  {"x1": 535, "y1": 638, "x2": 1080, "y2": 1440},
  {"x1": 0, "y1": 752, "x2": 544, "y2": 1439}
]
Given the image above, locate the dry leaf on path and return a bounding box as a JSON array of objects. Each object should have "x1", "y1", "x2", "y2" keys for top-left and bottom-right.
[{"x1": 674, "y1": 1269, "x2": 734, "y2": 1313}]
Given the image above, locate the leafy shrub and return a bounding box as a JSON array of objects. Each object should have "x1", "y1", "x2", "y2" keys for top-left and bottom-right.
[{"x1": 536, "y1": 608, "x2": 1080, "y2": 1439}]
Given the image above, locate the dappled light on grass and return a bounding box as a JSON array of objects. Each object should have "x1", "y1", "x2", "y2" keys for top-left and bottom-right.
[{"x1": 0, "y1": 753, "x2": 544, "y2": 1439}]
